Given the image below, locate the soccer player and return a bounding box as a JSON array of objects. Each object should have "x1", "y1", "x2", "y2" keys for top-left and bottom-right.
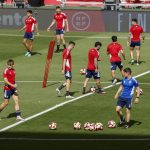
[
  {"x1": 82, "y1": 41, "x2": 106, "y2": 94},
  {"x1": 56, "y1": 41, "x2": 75, "y2": 99},
  {"x1": 114, "y1": 68, "x2": 140, "y2": 128},
  {"x1": 127, "y1": 18, "x2": 145, "y2": 65},
  {"x1": 0, "y1": 59, "x2": 24, "y2": 121},
  {"x1": 107, "y1": 36, "x2": 126, "y2": 85},
  {"x1": 19, "y1": 10, "x2": 40, "y2": 57},
  {"x1": 47, "y1": 6, "x2": 69, "y2": 52}
]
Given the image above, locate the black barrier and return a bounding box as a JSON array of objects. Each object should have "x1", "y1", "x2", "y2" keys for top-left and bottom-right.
[{"x1": 0, "y1": 8, "x2": 149, "y2": 32}]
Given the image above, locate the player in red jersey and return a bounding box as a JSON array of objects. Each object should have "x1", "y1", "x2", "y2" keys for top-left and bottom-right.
[
  {"x1": 82, "y1": 42, "x2": 106, "y2": 94},
  {"x1": 127, "y1": 18, "x2": 145, "y2": 65},
  {"x1": 19, "y1": 10, "x2": 40, "y2": 57},
  {"x1": 0, "y1": 59, "x2": 24, "y2": 121},
  {"x1": 107, "y1": 36, "x2": 126, "y2": 85},
  {"x1": 56, "y1": 41, "x2": 75, "y2": 99},
  {"x1": 47, "y1": 6, "x2": 69, "y2": 52}
]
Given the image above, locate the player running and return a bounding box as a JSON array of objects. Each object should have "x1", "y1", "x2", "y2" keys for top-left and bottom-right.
[
  {"x1": 0, "y1": 59, "x2": 24, "y2": 121},
  {"x1": 114, "y1": 67, "x2": 140, "y2": 128},
  {"x1": 127, "y1": 18, "x2": 145, "y2": 65},
  {"x1": 107, "y1": 36, "x2": 126, "y2": 85},
  {"x1": 19, "y1": 10, "x2": 40, "y2": 57},
  {"x1": 56, "y1": 41, "x2": 75, "y2": 99},
  {"x1": 82, "y1": 41, "x2": 106, "y2": 94},
  {"x1": 47, "y1": 6, "x2": 69, "y2": 52}
]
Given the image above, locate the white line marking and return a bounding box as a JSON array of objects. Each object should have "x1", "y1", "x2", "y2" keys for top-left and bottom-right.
[
  {"x1": 1, "y1": 33, "x2": 150, "y2": 39},
  {"x1": 0, "y1": 70, "x2": 150, "y2": 132},
  {"x1": 0, "y1": 138, "x2": 150, "y2": 141}
]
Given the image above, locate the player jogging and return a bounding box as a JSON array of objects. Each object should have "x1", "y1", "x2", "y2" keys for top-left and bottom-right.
[
  {"x1": 128, "y1": 18, "x2": 145, "y2": 65},
  {"x1": 0, "y1": 59, "x2": 24, "y2": 121},
  {"x1": 56, "y1": 41, "x2": 75, "y2": 99},
  {"x1": 19, "y1": 10, "x2": 40, "y2": 57},
  {"x1": 107, "y1": 36, "x2": 126, "y2": 85},
  {"x1": 82, "y1": 41, "x2": 106, "y2": 94},
  {"x1": 114, "y1": 68, "x2": 140, "y2": 128},
  {"x1": 47, "y1": 6, "x2": 69, "y2": 52}
]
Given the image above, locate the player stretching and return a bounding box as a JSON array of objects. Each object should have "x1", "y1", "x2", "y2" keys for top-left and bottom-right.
[
  {"x1": 19, "y1": 10, "x2": 40, "y2": 57},
  {"x1": 56, "y1": 41, "x2": 75, "y2": 99},
  {"x1": 0, "y1": 59, "x2": 24, "y2": 121},
  {"x1": 107, "y1": 36, "x2": 126, "y2": 85},
  {"x1": 115, "y1": 68, "x2": 140, "y2": 128},
  {"x1": 47, "y1": 6, "x2": 69, "y2": 52},
  {"x1": 82, "y1": 42, "x2": 106, "y2": 94},
  {"x1": 128, "y1": 18, "x2": 145, "y2": 65}
]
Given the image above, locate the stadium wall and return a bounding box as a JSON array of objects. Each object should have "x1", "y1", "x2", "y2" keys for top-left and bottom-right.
[{"x1": 0, "y1": 9, "x2": 149, "y2": 32}]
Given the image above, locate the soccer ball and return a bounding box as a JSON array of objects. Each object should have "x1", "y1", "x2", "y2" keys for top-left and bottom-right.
[
  {"x1": 108, "y1": 120, "x2": 116, "y2": 128},
  {"x1": 49, "y1": 122, "x2": 57, "y2": 130},
  {"x1": 74, "y1": 122, "x2": 81, "y2": 130},
  {"x1": 84, "y1": 122, "x2": 91, "y2": 130},
  {"x1": 80, "y1": 68, "x2": 86, "y2": 75},
  {"x1": 90, "y1": 86, "x2": 96, "y2": 93},
  {"x1": 95, "y1": 122, "x2": 103, "y2": 130},
  {"x1": 136, "y1": 88, "x2": 143, "y2": 95}
]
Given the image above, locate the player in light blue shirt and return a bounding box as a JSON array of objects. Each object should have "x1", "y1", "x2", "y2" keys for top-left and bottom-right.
[{"x1": 114, "y1": 67, "x2": 140, "y2": 128}]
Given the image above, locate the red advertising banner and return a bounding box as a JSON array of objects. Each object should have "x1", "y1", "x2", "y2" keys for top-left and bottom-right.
[{"x1": 44, "y1": 0, "x2": 61, "y2": 5}]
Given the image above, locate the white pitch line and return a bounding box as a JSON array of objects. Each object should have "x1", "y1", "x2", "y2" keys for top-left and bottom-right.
[
  {"x1": 0, "y1": 70, "x2": 150, "y2": 132},
  {"x1": 0, "y1": 138, "x2": 150, "y2": 141},
  {"x1": 1, "y1": 33, "x2": 150, "y2": 39}
]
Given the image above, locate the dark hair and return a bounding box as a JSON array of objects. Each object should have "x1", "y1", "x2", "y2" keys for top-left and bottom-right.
[
  {"x1": 27, "y1": 10, "x2": 33, "y2": 14},
  {"x1": 69, "y1": 41, "x2": 76, "y2": 45},
  {"x1": 124, "y1": 67, "x2": 132, "y2": 74},
  {"x1": 132, "y1": 18, "x2": 137, "y2": 23},
  {"x1": 56, "y1": 6, "x2": 61, "y2": 9},
  {"x1": 7, "y1": 59, "x2": 14, "y2": 66},
  {"x1": 95, "y1": 41, "x2": 102, "y2": 47},
  {"x1": 112, "y1": 36, "x2": 117, "y2": 42}
]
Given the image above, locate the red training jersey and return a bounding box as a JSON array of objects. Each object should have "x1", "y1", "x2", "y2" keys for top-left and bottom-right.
[
  {"x1": 3, "y1": 68, "x2": 16, "y2": 90},
  {"x1": 107, "y1": 42, "x2": 122, "y2": 63},
  {"x1": 25, "y1": 16, "x2": 37, "y2": 32},
  {"x1": 87, "y1": 48, "x2": 99, "y2": 70},
  {"x1": 54, "y1": 13, "x2": 67, "y2": 30},
  {"x1": 62, "y1": 49, "x2": 72, "y2": 71},
  {"x1": 130, "y1": 25, "x2": 144, "y2": 42}
]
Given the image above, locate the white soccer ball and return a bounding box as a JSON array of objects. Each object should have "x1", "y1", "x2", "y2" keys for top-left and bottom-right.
[
  {"x1": 90, "y1": 86, "x2": 96, "y2": 93},
  {"x1": 84, "y1": 122, "x2": 91, "y2": 130},
  {"x1": 108, "y1": 120, "x2": 116, "y2": 128},
  {"x1": 95, "y1": 122, "x2": 103, "y2": 130},
  {"x1": 80, "y1": 68, "x2": 86, "y2": 75},
  {"x1": 49, "y1": 122, "x2": 57, "y2": 130},
  {"x1": 74, "y1": 122, "x2": 81, "y2": 130},
  {"x1": 136, "y1": 88, "x2": 143, "y2": 95}
]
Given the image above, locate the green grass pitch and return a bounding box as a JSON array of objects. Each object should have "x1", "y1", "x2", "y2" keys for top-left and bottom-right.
[{"x1": 0, "y1": 29, "x2": 150, "y2": 150}]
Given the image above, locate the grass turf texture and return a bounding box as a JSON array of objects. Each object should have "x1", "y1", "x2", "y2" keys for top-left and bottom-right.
[{"x1": 0, "y1": 29, "x2": 150, "y2": 149}]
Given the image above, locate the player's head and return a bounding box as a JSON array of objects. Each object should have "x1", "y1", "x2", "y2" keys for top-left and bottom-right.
[
  {"x1": 112, "y1": 36, "x2": 117, "y2": 42},
  {"x1": 123, "y1": 67, "x2": 132, "y2": 77},
  {"x1": 68, "y1": 41, "x2": 76, "y2": 50},
  {"x1": 95, "y1": 41, "x2": 102, "y2": 51},
  {"x1": 7, "y1": 59, "x2": 14, "y2": 69},
  {"x1": 27, "y1": 10, "x2": 33, "y2": 17},
  {"x1": 56, "y1": 6, "x2": 61, "y2": 14},
  {"x1": 132, "y1": 18, "x2": 138, "y2": 25}
]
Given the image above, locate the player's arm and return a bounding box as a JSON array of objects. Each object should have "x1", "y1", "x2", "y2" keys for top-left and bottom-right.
[
  {"x1": 94, "y1": 58, "x2": 99, "y2": 72},
  {"x1": 35, "y1": 23, "x2": 40, "y2": 36},
  {"x1": 65, "y1": 18, "x2": 69, "y2": 32},
  {"x1": 120, "y1": 50, "x2": 126, "y2": 60},
  {"x1": 127, "y1": 32, "x2": 131, "y2": 46},
  {"x1": 4, "y1": 78, "x2": 17, "y2": 88},
  {"x1": 47, "y1": 19, "x2": 56, "y2": 32},
  {"x1": 141, "y1": 32, "x2": 145, "y2": 43},
  {"x1": 114, "y1": 85, "x2": 123, "y2": 99},
  {"x1": 107, "y1": 46, "x2": 110, "y2": 55},
  {"x1": 19, "y1": 25, "x2": 26, "y2": 32},
  {"x1": 62, "y1": 59, "x2": 66, "y2": 75},
  {"x1": 134, "y1": 86, "x2": 140, "y2": 104}
]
